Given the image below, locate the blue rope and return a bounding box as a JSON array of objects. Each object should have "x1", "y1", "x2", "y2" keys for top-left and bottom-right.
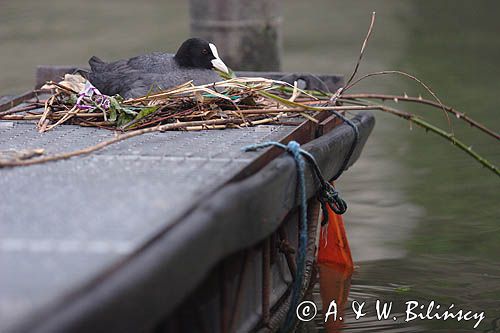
[
  {"x1": 330, "y1": 110, "x2": 360, "y2": 181},
  {"x1": 242, "y1": 140, "x2": 348, "y2": 331},
  {"x1": 329, "y1": 89, "x2": 360, "y2": 181}
]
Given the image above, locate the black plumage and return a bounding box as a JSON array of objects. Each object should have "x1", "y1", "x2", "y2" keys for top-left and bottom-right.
[{"x1": 88, "y1": 38, "x2": 228, "y2": 99}]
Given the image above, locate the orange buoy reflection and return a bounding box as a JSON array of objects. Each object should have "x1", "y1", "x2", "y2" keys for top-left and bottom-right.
[{"x1": 318, "y1": 262, "x2": 352, "y2": 332}]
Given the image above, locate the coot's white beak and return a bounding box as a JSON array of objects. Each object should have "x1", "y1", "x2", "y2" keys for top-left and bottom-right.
[
  {"x1": 209, "y1": 43, "x2": 229, "y2": 73},
  {"x1": 211, "y1": 58, "x2": 229, "y2": 74}
]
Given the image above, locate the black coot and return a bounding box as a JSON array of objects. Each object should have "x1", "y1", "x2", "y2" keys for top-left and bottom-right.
[{"x1": 88, "y1": 38, "x2": 229, "y2": 99}]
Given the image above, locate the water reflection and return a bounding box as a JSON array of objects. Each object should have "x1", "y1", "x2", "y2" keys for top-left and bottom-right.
[
  {"x1": 307, "y1": 255, "x2": 500, "y2": 332},
  {"x1": 318, "y1": 263, "x2": 352, "y2": 333}
]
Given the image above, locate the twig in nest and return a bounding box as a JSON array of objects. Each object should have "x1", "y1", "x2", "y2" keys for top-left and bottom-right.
[
  {"x1": 0, "y1": 104, "x2": 40, "y2": 117},
  {"x1": 38, "y1": 94, "x2": 56, "y2": 131}
]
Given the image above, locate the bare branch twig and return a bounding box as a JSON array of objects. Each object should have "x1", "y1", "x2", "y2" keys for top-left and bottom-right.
[
  {"x1": 340, "y1": 98, "x2": 499, "y2": 176},
  {"x1": 342, "y1": 70, "x2": 452, "y2": 132},
  {"x1": 344, "y1": 12, "x2": 377, "y2": 89},
  {"x1": 343, "y1": 93, "x2": 500, "y2": 140}
]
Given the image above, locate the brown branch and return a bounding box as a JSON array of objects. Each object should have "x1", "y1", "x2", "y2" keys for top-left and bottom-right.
[
  {"x1": 1, "y1": 113, "x2": 106, "y2": 120},
  {"x1": 0, "y1": 104, "x2": 40, "y2": 117},
  {"x1": 220, "y1": 105, "x2": 375, "y2": 114},
  {"x1": 0, "y1": 103, "x2": 379, "y2": 168},
  {"x1": 344, "y1": 12, "x2": 377, "y2": 89},
  {"x1": 343, "y1": 93, "x2": 500, "y2": 140},
  {"x1": 0, "y1": 117, "x2": 278, "y2": 168},
  {"x1": 340, "y1": 98, "x2": 499, "y2": 176},
  {"x1": 342, "y1": 70, "x2": 452, "y2": 132},
  {"x1": 38, "y1": 94, "x2": 56, "y2": 130}
]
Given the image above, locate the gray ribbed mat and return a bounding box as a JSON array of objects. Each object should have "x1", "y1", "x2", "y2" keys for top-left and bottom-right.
[{"x1": 0, "y1": 122, "x2": 294, "y2": 330}]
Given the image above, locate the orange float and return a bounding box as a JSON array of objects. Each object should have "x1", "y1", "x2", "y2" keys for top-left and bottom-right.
[{"x1": 317, "y1": 195, "x2": 354, "y2": 271}]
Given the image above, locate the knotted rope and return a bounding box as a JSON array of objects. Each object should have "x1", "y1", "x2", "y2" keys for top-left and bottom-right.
[
  {"x1": 242, "y1": 82, "x2": 360, "y2": 329},
  {"x1": 242, "y1": 140, "x2": 348, "y2": 331}
]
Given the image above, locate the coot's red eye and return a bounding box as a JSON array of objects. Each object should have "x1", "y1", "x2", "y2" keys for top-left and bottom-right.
[{"x1": 202, "y1": 49, "x2": 208, "y2": 55}]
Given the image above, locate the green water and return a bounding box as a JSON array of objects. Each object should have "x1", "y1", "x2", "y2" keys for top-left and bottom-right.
[
  {"x1": 1, "y1": 1, "x2": 499, "y2": 332},
  {"x1": 289, "y1": 1, "x2": 500, "y2": 332}
]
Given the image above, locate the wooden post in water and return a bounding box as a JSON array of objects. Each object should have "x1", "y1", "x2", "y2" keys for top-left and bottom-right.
[{"x1": 189, "y1": 0, "x2": 282, "y2": 71}]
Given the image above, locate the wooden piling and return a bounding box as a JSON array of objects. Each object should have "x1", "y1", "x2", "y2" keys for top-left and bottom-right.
[{"x1": 189, "y1": 0, "x2": 282, "y2": 71}]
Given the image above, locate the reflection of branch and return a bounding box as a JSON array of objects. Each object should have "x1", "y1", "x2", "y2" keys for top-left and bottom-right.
[
  {"x1": 343, "y1": 93, "x2": 500, "y2": 141},
  {"x1": 340, "y1": 98, "x2": 500, "y2": 176}
]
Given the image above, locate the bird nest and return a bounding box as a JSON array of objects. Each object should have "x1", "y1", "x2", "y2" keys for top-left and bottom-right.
[{"x1": 31, "y1": 75, "x2": 328, "y2": 133}]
